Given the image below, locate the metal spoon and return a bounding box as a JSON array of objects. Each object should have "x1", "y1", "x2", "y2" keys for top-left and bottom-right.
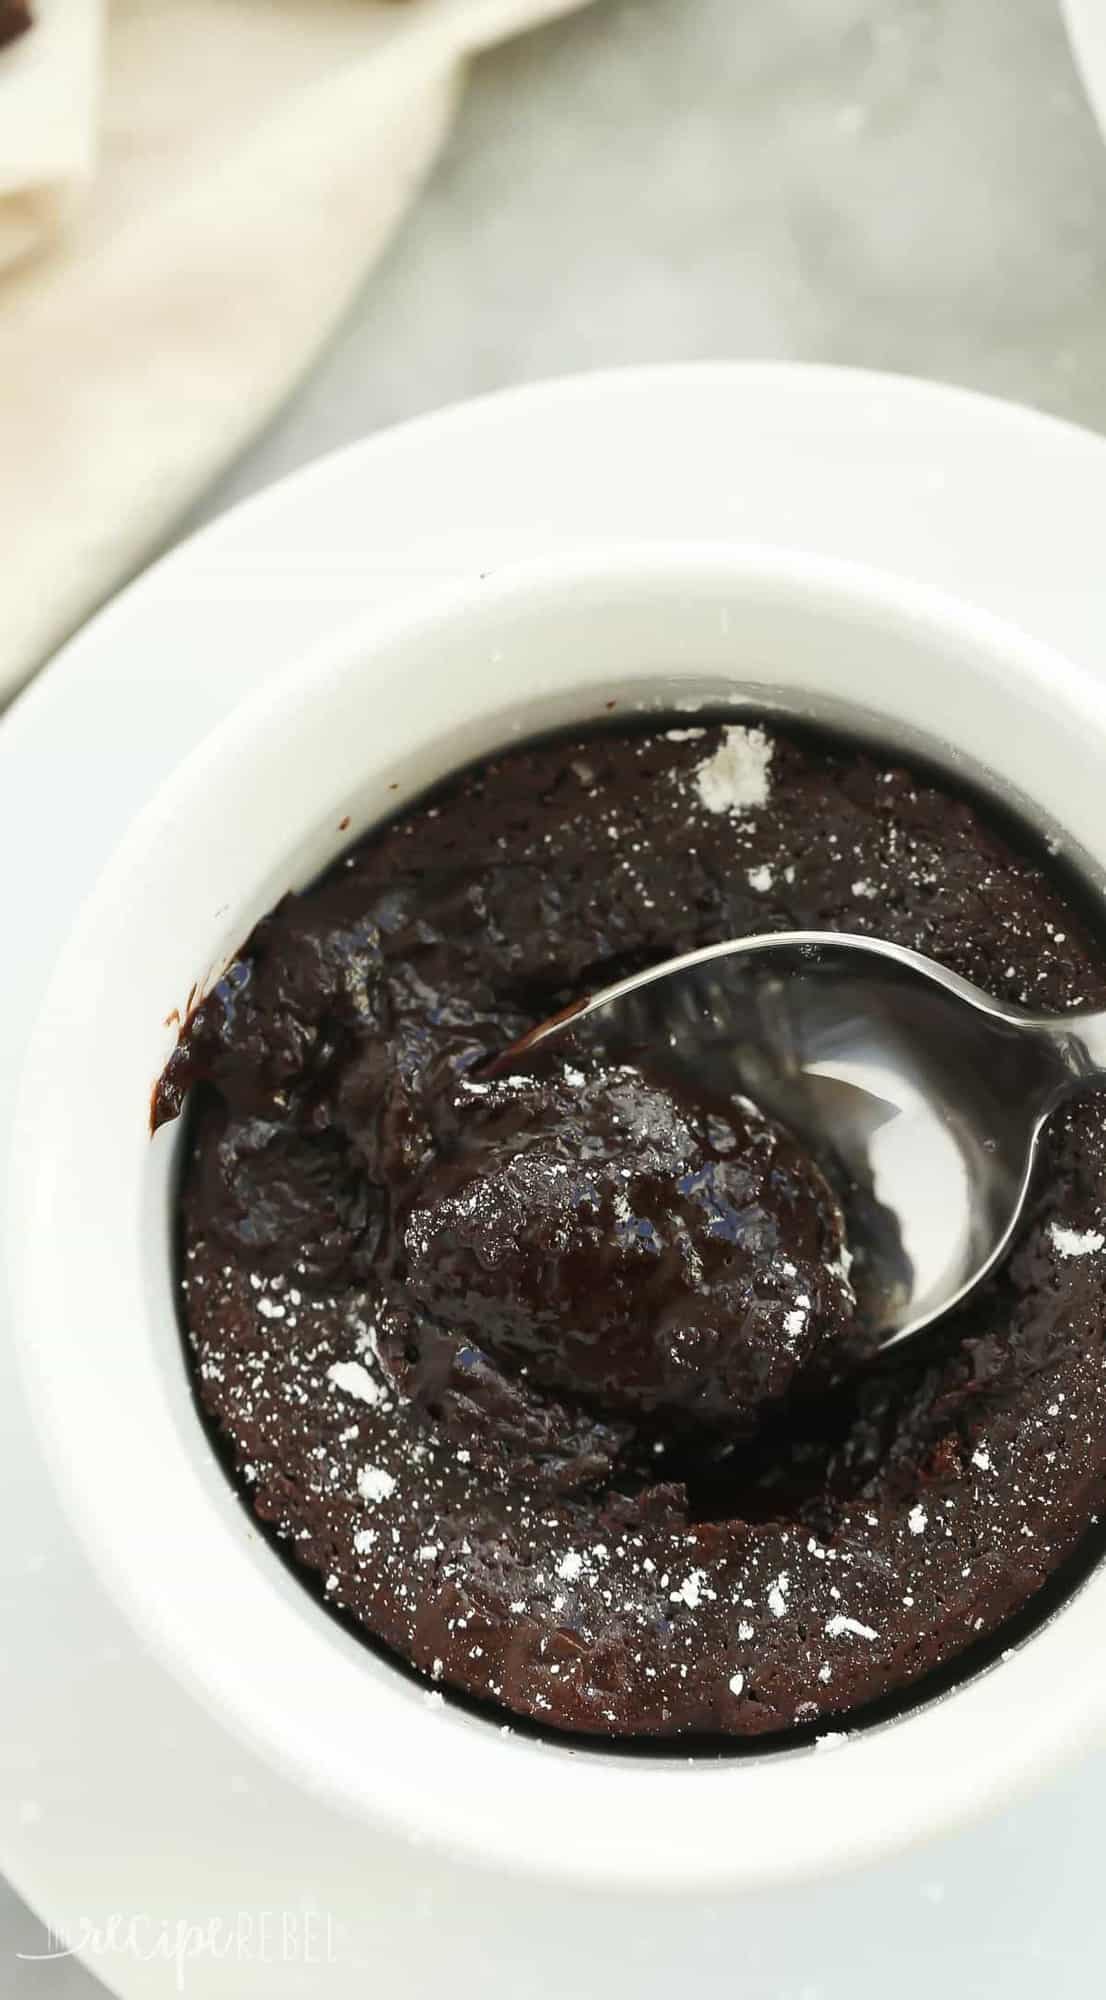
[{"x1": 499, "y1": 932, "x2": 1106, "y2": 1351}]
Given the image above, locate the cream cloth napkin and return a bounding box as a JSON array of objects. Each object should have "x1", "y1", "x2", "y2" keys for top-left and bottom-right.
[{"x1": 0, "y1": 0, "x2": 591, "y2": 700}]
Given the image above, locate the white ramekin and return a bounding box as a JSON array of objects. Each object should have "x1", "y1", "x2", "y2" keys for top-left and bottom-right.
[{"x1": 9, "y1": 543, "x2": 1106, "y2": 1895}]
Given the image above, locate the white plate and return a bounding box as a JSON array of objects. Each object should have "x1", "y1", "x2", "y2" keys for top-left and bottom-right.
[
  {"x1": 1064, "y1": 0, "x2": 1106, "y2": 143},
  {"x1": 7, "y1": 364, "x2": 1106, "y2": 1998}
]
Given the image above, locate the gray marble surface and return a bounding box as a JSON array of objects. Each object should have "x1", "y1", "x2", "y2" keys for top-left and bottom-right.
[
  {"x1": 6, "y1": 0, "x2": 1106, "y2": 1990},
  {"x1": 203, "y1": 0, "x2": 1106, "y2": 520}
]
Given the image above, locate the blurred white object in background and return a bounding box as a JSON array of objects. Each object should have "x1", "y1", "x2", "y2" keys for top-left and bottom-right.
[
  {"x1": 0, "y1": 0, "x2": 592, "y2": 703},
  {"x1": 0, "y1": 0, "x2": 100, "y2": 268},
  {"x1": 1063, "y1": 0, "x2": 1106, "y2": 141}
]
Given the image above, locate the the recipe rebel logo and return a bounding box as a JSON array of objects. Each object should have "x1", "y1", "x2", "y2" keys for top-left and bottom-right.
[{"x1": 17, "y1": 1907, "x2": 345, "y2": 1990}]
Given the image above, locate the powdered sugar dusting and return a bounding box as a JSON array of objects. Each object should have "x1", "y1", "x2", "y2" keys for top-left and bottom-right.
[
  {"x1": 670, "y1": 1568, "x2": 715, "y2": 1610},
  {"x1": 1050, "y1": 1222, "x2": 1105, "y2": 1259},
  {"x1": 767, "y1": 1571, "x2": 790, "y2": 1618},
  {"x1": 692, "y1": 725, "x2": 773, "y2": 818},
  {"x1": 357, "y1": 1464, "x2": 396, "y2": 1504},
  {"x1": 327, "y1": 1360, "x2": 381, "y2": 1406},
  {"x1": 825, "y1": 1614, "x2": 878, "y2": 1641},
  {"x1": 784, "y1": 1306, "x2": 807, "y2": 1344}
]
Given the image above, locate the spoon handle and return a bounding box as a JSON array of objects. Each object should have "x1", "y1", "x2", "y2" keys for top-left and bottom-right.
[{"x1": 1035, "y1": 1009, "x2": 1106, "y2": 1094}]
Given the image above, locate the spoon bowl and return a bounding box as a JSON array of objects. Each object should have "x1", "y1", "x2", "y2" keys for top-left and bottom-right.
[{"x1": 505, "y1": 933, "x2": 1106, "y2": 1349}]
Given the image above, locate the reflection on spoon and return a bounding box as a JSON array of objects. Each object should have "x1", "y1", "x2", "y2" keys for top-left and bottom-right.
[{"x1": 494, "y1": 932, "x2": 1105, "y2": 1352}]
